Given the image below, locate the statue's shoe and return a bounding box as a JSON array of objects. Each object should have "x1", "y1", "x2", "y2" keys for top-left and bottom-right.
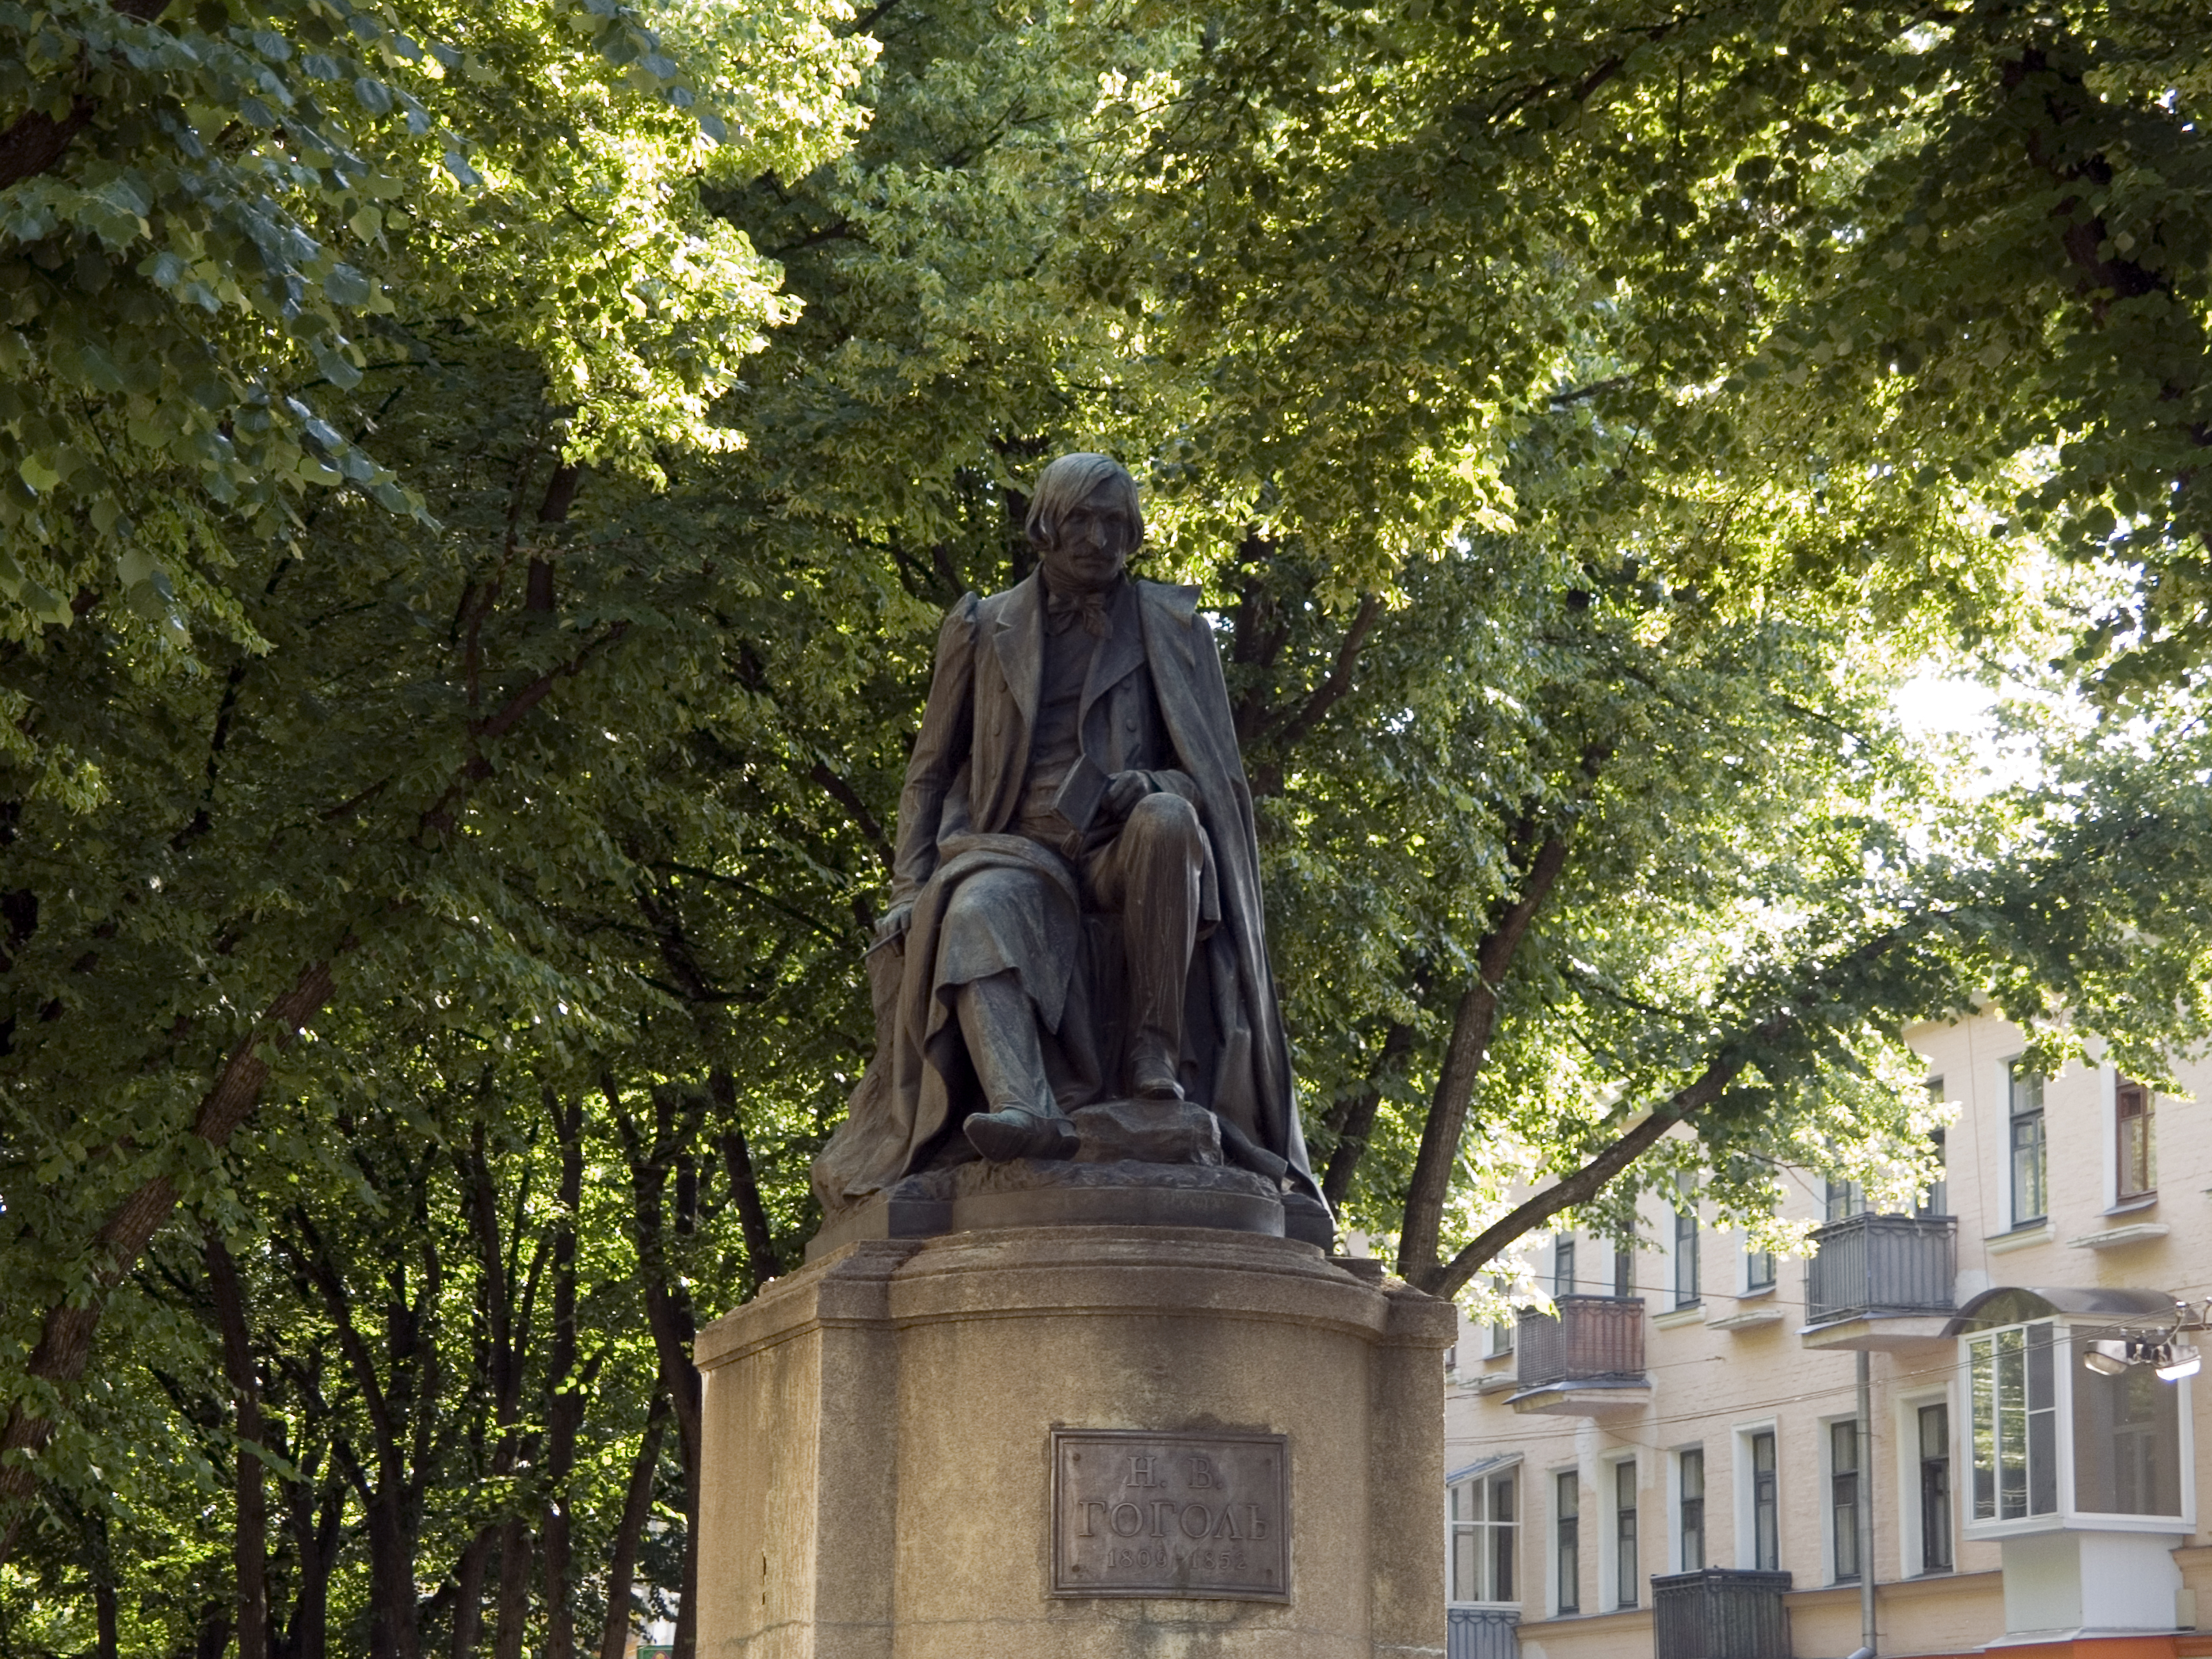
[{"x1": 964, "y1": 1106, "x2": 1079, "y2": 1162}]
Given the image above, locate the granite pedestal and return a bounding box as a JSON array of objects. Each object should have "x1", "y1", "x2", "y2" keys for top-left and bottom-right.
[{"x1": 694, "y1": 1225, "x2": 1452, "y2": 1659}]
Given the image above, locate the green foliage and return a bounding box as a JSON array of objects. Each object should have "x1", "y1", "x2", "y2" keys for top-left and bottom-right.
[{"x1": 4, "y1": 0, "x2": 2212, "y2": 1652}]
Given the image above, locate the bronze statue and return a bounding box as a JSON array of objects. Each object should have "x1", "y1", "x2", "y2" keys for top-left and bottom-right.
[{"x1": 813, "y1": 454, "x2": 1324, "y2": 1223}]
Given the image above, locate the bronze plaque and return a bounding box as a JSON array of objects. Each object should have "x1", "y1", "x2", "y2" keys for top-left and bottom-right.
[{"x1": 1050, "y1": 1429, "x2": 1290, "y2": 1600}]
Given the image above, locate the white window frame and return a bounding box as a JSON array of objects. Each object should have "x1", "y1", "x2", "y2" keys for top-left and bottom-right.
[
  {"x1": 1597, "y1": 1452, "x2": 1639, "y2": 1611},
  {"x1": 1999, "y1": 1054, "x2": 2047, "y2": 1231},
  {"x1": 1820, "y1": 1412, "x2": 1863, "y2": 1587},
  {"x1": 1893, "y1": 1383, "x2": 1954, "y2": 1579},
  {"x1": 1670, "y1": 1180, "x2": 1702, "y2": 1309},
  {"x1": 2097, "y1": 1061, "x2": 2120, "y2": 1212},
  {"x1": 1668, "y1": 1443, "x2": 1707, "y2": 1574},
  {"x1": 1548, "y1": 1462, "x2": 1584, "y2": 1618},
  {"x1": 1733, "y1": 1420, "x2": 1781, "y2": 1572},
  {"x1": 1738, "y1": 1231, "x2": 1777, "y2": 1296},
  {"x1": 1961, "y1": 1319, "x2": 2198, "y2": 1540},
  {"x1": 1445, "y1": 1455, "x2": 1523, "y2": 1609}
]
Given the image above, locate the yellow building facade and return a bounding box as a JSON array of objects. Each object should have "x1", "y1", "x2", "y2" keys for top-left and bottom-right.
[{"x1": 1440, "y1": 1013, "x2": 2212, "y2": 1659}]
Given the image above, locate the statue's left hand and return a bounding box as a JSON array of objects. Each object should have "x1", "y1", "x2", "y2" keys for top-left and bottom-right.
[{"x1": 1102, "y1": 769, "x2": 1154, "y2": 821}]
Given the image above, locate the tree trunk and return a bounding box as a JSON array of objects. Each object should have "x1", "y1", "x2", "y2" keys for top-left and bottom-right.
[
  {"x1": 87, "y1": 1511, "x2": 119, "y2": 1659},
  {"x1": 447, "y1": 1532, "x2": 492, "y2": 1659},
  {"x1": 540, "y1": 1093, "x2": 584, "y2": 1659},
  {"x1": 1319, "y1": 1023, "x2": 1413, "y2": 1209},
  {"x1": 491, "y1": 1517, "x2": 532, "y2": 1659},
  {"x1": 709, "y1": 1069, "x2": 781, "y2": 1289},
  {"x1": 205, "y1": 1235, "x2": 269, "y2": 1659},
  {"x1": 1397, "y1": 832, "x2": 1572, "y2": 1289},
  {"x1": 598, "y1": 1396, "x2": 670, "y2": 1659},
  {"x1": 613, "y1": 1085, "x2": 703, "y2": 1659}
]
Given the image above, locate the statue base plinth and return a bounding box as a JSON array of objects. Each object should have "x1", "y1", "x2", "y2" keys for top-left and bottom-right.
[
  {"x1": 695, "y1": 1226, "x2": 1453, "y2": 1659},
  {"x1": 806, "y1": 1099, "x2": 1332, "y2": 1262}
]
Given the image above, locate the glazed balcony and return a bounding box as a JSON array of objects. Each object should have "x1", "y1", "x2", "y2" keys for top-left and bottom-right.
[{"x1": 1801, "y1": 1212, "x2": 1956, "y2": 1351}]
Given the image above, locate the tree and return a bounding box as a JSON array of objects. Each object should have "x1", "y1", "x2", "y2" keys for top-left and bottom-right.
[{"x1": 7, "y1": 0, "x2": 2212, "y2": 1650}]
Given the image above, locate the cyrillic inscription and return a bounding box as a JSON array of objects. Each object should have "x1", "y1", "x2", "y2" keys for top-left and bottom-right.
[{"x1": 1050, "y1": 1430, "x2": 1289, "y2": 1600}]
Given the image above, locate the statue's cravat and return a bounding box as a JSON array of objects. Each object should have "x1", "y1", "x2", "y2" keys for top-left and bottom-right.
[{"x1": 1044, "y1": 580, "x2": 1114, "y2": 638}]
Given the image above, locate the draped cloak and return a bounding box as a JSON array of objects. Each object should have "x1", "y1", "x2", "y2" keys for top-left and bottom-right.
[{"x1": 812, "y1": 574, "x2": 1322, "y2": 1210}]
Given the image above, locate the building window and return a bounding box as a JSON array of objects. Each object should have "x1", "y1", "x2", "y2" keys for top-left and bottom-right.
[
  {"x1": 1555, "y1": 1471, "x2": 1580, "y2": 1614},
  {"x1": 1824, "y1": 1177, "x2": 1864, "y2": 1221},
  {"x1": 1829, "y1": 1420, "x2": 1861, "y2": 1584},
  {"x1": 2009, "y1": 1062, "x2": 2046, "y2": 1225},
  {"x1": 1678, "y1": 1449, "x2": 1704, "y2": 1572},
  {"x1": 1919, "y1": 1403, "x2": 1952, "y2": 1572},
  {"x1": 1749, "y1": 1431, "x2": 1779, "y2": 1571},
  {"x1": 1553, "y1": 1234, "x2": 1576, "y2": 1300},
  {"x1": 1744, "y1": 1240, "x2": 1776, "y2": 1292},
  {"x1": 1449, "y1": 1467, "x2": 1517, "y2": 1603},
  {"x1": 1613, "y1": 1460, "x2": 1639, "y2": 1607},
  {"x1": 2116, "y1": 1079, "x2": 2156, "y2": 1202},
  {"x1": 1673, "y1": 1194, "x2": 1700, "y2": 1309},
  {"x1": 1612, "y1": 1235, "x2": 1635, "y2": 1299},
  {"x1": 1918, "y1": 1090, "x2": 1948, "y2": 1216},
  {"x1": 1969, "y1": 1321, "x2": 2057, "y2": 1521}
]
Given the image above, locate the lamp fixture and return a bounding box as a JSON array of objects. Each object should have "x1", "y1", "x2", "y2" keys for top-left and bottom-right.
[
  {"x1": 2083, "y1": 1339, "x2": 2131, "y2": 1377},
  {"x1": 2156, "y1": 1343, "x2": 2202, "y2": 1382}
]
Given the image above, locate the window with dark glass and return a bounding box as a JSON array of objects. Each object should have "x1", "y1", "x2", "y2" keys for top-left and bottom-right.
[
  {"x1": 1824, "y1": 1177, "x2": 1864, "y2": 1221},
  {"x1": 1919, "y1": 1403, "x2": 1952, "y2": 1572},
  {"x1": 1677, "y1": 1449, "x2": 1704, "y2": 1572},
  {"x1": 1612, "y1": 1235, "x2": 1635, "y2": 1299},
  {"x1": 1450, "y1": 1469, "x2": 1518, "y2": 1603},
  {"x1": 2116, "y1": 1079, "x2": 2156, "y2": 1202},
  {"x1": 1750, "y1": 1431, "x2": 1779, "y2": 1571},
  {"x1": 1553, "y1": 1234, "x2": 1576, "y2": 1300},
  {"x1": 1614, "y1": 1460, "x2": 1639, "y2": 1607},
  {"x1": 2009, "y1": 1062, "x2": 2046, "y2": 1225},
  {"x1": 1830, "y1": 1420, "x2": 1860, "y2": 1583},
  {"x1": 1555, "y1": 1471, "x2": 1580, "y2": 1613},
  {"x1": 1673, "y1": 1191, "x2": 1700, "y2": 1309},
  {"x1": 1918, "y1": 1099, "x2": 1948, "y2": 1216},
  {"x1": 1745, "y1": 1240, "x2": 1776, "y2": 1292}
]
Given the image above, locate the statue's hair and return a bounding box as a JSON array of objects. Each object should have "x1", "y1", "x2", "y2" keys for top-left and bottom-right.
[{"x1": 1025, "y1": 452, "x2": 1144, "y2": 550}]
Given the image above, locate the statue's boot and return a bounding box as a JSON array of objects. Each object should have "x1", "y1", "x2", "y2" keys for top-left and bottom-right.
[
  {"x1": 956, "y1": 970, "x2": 1077, "y2": 1162},
  {"x1": 1118, "y1": 794, "x2": 1202, "y2": 1101}
]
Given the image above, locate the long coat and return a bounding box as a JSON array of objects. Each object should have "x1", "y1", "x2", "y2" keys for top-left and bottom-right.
[{"x1": 813, "y1": 573, "x2": 1321, "y2": 1207}]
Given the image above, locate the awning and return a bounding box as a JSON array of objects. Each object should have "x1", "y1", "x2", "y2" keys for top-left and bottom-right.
[
  {"x1": 1944, "y1": 1284, "x2": 2179, "y2": 1336},
  {"x1": 1446, "y1": 1451, "x2": 1522, "y2": 1486}
]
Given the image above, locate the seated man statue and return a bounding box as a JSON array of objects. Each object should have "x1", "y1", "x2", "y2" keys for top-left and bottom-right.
[{"x1": 813, "y1": 453, "x2": 1325, "y2": 1212}]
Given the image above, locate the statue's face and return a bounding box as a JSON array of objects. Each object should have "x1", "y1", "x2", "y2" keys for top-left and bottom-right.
[{"x1": 1040, "y1": 477, "x2": 1136, "y2": 591}]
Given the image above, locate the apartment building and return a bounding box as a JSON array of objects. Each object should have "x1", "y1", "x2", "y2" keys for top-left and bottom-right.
[{"x1": 1441, "y1": 1012, "x2": 2212, "y2": 1658}]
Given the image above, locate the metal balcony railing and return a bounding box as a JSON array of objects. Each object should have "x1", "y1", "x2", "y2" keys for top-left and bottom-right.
[
  {"x1": 1445, "y1": 1607, "x2": 1518, "y2": 1659},
  {"x1": 1515, "y1": 1295, "x2": 1645, "y2": 1386},
  {"x1": 1651, "y1": 1568, "x2": 1793, "y2": 1659},
  {"x1": 1804, "y1": 1212, "x2": 1956, "y2": 1326}
]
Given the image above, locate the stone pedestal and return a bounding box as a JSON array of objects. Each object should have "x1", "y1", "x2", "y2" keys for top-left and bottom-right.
[{"x1": 695, "y1": 1226, "x2": 1453, "y2": 1659}]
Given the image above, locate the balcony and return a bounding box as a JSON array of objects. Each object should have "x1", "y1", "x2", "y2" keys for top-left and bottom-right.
[
  {"x1": 1651, "y1": 1568, "x2": 1792, "y2": 1659},
  {"x1": 1445, "y1": 1607, "x2": 1518, "y2": 1659},
  {"x1": 1799, "y1": 1212, "x2": 1956, "y2": 1351},
  {"x1": 1506, "y1": 1296, "x2": 1650, "y2": 1416}
]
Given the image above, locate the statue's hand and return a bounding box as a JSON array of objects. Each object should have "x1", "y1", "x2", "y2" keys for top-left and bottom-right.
[
  {"x1": 876, "y1": 900, "x2": 915, "y2": 943},
  {"x1": 1102, "y1": 769, "x2": 1154, "y2": 821}
]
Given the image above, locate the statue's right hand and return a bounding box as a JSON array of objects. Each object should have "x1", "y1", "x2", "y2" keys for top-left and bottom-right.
[{"x1": 876, "y1": 901, "x2": 915, "y2": 943}]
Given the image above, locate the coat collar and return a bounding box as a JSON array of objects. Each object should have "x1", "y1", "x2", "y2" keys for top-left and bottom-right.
[{"x1": 991, "y1": 573, "x2": 1044, "y2": 731}]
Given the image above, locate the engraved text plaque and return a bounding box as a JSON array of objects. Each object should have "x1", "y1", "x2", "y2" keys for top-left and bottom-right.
[{"x1": 1050, "y1": 1429, "x2": 1290, "y2": 1600}]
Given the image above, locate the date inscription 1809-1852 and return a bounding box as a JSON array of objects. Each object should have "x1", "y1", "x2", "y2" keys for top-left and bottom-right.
[{"x1": 1050, "y1": 1429, "x2": 1290, "y2": 1601}]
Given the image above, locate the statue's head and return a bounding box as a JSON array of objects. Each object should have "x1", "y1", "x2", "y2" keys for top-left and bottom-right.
[{"x1": 1026, "y1": 453, "x2": 1143, "y2": 592}]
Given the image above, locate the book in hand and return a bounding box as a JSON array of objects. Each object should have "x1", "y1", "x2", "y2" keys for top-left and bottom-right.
[{"x1": 1051, "y1": 752, "x2": 1112, "y2": 832}]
